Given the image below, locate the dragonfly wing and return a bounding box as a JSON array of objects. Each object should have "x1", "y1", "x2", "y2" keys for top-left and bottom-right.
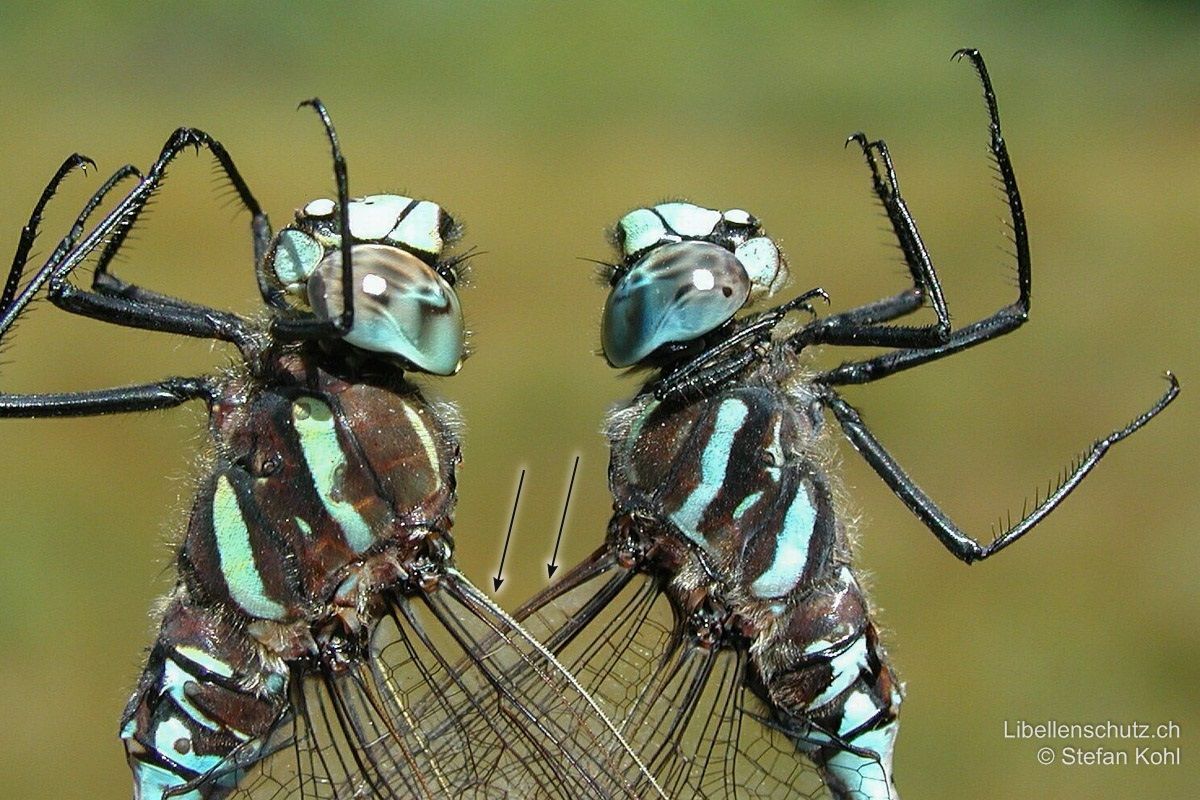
[
  {"x1": 214, "y1": 569, "x2": 660, "y2": 799},
  {"x1": 515, "y1": 550, "x2": 833, "y2": 799}
]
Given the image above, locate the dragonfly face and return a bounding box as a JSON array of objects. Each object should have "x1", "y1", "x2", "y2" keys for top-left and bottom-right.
[
  {"x1": 602, "y1": 202, "x2": 787, "y2": 368},
  {"x1": 0, "y1": 104, "x2": 660, "y2": 799}
]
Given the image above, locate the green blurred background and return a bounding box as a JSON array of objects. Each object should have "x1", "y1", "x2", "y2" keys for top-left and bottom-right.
[{"x1": 0, "y1": 3, "x2": 1196, "y2": 798}]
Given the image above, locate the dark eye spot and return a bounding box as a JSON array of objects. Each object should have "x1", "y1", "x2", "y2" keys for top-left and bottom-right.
[{"x1": 722, "y1": 286, "x2": 733, "y2": 297}]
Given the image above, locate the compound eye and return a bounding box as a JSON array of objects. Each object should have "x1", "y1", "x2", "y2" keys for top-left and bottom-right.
[
  {"x1": 602, "y1": 240, "x2": 750, "y2": 368},
  {"x1": 308, "y1": 244, "x2": 464, "y2": 375}
]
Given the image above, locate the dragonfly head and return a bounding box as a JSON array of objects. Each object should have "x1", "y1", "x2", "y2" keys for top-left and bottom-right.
[
  {"x1": 261, "y1": 194, "x2": 467, "y2": 375},
  {"x1": 601, "y1": 202, "x2": 789, "y2": 368}
]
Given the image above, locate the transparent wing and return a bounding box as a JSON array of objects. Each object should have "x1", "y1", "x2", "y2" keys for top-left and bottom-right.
[
  {"x1": 206, "y1": 569, "x2": 661, "y2": 800},
  {"x1": 513, "y1": 547, "x2": 833, "y2": 800}
]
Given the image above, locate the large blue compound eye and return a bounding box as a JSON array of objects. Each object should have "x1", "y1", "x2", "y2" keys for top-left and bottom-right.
[
  {"x1": 602, "y1": 240, "x2": 750, "y2": 368},
  {"x1": 308, "y1": 244, "x2": 464, "y2": 375}
]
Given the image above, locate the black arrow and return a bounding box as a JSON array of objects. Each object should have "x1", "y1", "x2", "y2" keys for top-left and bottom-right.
[
  {"x1": 547, "y1": 455, "x2": 580, "y2": 579},
  {"x1": 493, "y1": 468, "x2": 525, "y2": 592}
]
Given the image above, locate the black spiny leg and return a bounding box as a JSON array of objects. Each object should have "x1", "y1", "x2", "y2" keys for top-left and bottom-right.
[
  {"x1": 39, "y1": 129, "x2": 269, "y2": 356},
  {"x1": 818, "y1": 48, "x2": 1029, "y2": 387},
  {"x1": 0, "y1": 159, "x2": 144, "y2": 335},
  {"x1": 0, "y1": 377, "x2": 214, "y2": 418},
  {"x1": 653, "y1": 289, "x2": 829, "y2": 402},
  {"x1": 0, "y1": 156, "x2": 220, "y2": 417},
  {"x1": 0, "y1": 154, "x2": 96, "y2": 313},
  {"x1": 790, "y1": 133, "x2": 951, "y2": 351},
  {"x1": 818, "y1": 375, "x2": 1179, "y2": 563},
  {"x1": 655, "y1": 78, "x2": 963, "y2": 403},
  {"x1": 271, "y1": 98, "x2": 357, "y2": 342}
]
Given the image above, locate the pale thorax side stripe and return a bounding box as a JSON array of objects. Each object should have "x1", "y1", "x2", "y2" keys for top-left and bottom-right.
[
  {"x1": 212, "y1": 476, "x2": 288, "y2": 621},
  {"x1": 668, "y1": 398, "x2": 748, "y2": 553},
  {"x1": 291, "y1": 396, "x2": 375, "y2": 553},
  {"x1": 751, "y1": 481, "x2": 817, "y2": 598},
  {"x1": 401, "y1": 401, "x2": 439, "y2": 475}
]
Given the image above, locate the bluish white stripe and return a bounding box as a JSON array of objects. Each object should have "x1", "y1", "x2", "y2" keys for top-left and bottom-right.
[
  {"x1": 401, "y1": 401, "x2": 439, "y2": 475},
  {"x1": 174, "y1": 645, "x2": 234, "y2": 679},
  {"x1": 212, "y1": 476, "x2": 288, "y2": 621},
  {"x1": 292, "y1": 397, "x2": 375, "y2": 553},
  {"x1": 162, "y1": 659, "x2": 221, "y2": 731},
  {"x1": 668, "y1": 398, "x2": 747, "y2": 552},
  {"x1": 750, "y1": 484, "x2": 817, "y2": 598},
  {"x1": 153, "y1": 716, "x2": 224, "y2": 774},
  {"x1": 132, "y1": 761, "x2": 203, "y2": 800},
  {"x1": 808, "y1": 635, "x2": 869, "y2": 710}
]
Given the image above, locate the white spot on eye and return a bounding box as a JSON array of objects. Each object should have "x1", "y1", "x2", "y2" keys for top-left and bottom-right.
[
  {"x1": 305, "y1": 198, "x2": 336, "y2": 217},
  {"x1": 361, "y1": 273, "x2": 388, "y2": 297},
  {"x1": 691, "y1": 268, "x2": 715, "y2": 291}
]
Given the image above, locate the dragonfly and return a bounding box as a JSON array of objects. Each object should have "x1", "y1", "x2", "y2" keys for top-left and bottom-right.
[
  {"x1": 509, "y1": 49, "x2": 1179, "y2": 800},
  {"x1": 0, "y1": 103, "x2": 662, "y2": 799}
]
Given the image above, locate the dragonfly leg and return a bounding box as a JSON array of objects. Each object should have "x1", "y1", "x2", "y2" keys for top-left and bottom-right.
[
  {"x1": 789, "y1": 132, "x2": 950, "y2": 352},
  {"x1": 817, "y1": 378, "x2": 1179, "y2": 563},
  {"x1": 43, "y1": 127, "x2": 268, "y2": 352},
  {"x1": 85, "y1": 124, "x2": 273, "y2": 297},
  {"x1": 270, "y1": 99, "x2": 359, "y2": 342},
  {"x1": 817, "y1": 49, "x2": 1030, "y2": 386},
  {"x1": 0, "y1": 158, "x2": 139, "y2": 333},
  {"x1": 0, "y1": 376, "x2": 213, "y2": 418}
]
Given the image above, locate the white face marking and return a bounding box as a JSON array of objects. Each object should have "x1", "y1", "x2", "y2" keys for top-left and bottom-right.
[
  {"x1": 272, "y1": 229, "x2": 325, "y2": 291},
  {"x1": 304, "y1": 198, "x2": 336, "y2": 217},
  {"x1": 723, "y1": 208, "x2": 753, "y2": 225},
  {"x1": 390, "y1": 199, "x2": 443, "y2": 255},
  {"x1": 691, "y1": 268, "x2": 716, "y2": 291},
  {"x1": 347, "y1": 195, "x2": 410, "y2": 240},
  {"x1": 654, "y1": 202, "x2": 721, "y2": 237},
  {"x1": 619, "y1": 207, "x2": 669, "y2": 256},
  {"x1": 360, "y1": 272, "x2": 388, "y2": 297},
  {"x1": 735, "y1": 236, "x2": 786, "y2": 297}
]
